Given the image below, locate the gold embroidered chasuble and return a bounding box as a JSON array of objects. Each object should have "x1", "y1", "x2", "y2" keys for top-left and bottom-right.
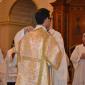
[{"x1": 16, "y1": 28, "x2": 62, "y2": 85}]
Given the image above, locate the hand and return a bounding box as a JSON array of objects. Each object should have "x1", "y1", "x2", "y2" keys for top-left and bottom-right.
[
  {"x1": 80, "y1": 53, "x2": 85, "y2": 59},
  {"x1": 7, "y1": 47, "x2": 15, "y2": 62},
  {"x1": 24, "y1": 26, "x2": 34, "y2": 34}
]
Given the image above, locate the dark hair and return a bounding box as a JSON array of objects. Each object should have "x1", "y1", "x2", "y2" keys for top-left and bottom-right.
[
  {"x1": 11, "y1": 40, "x2": 14, "y2": 48},
  {"x1": 35, "y1": 8, "x2": 50, "y2": 24}
]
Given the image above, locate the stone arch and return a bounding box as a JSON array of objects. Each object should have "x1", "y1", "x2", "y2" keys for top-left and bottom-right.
[{"x1": 9, "y1": 0, "x2": 37, "y2": 26}]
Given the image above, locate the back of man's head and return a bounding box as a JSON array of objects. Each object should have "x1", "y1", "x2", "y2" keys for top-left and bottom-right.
[{"x1": 35, "y1": 8, "x2": 50, "y2": 25}]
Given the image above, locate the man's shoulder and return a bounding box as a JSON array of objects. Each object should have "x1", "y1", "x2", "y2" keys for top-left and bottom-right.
[
  {"x1": 21, "y1": 28, "x2": 50, "y2": 42},
  {"x1": 49, "y1": 29, "x2": 61, "y2": 36},
  {"x1": 29, "y1": 27, "x2": 49, "y2": 36},
  {"x1": 14, "y1": 29, "x2": 24, "y2": 42},
  {"x1": 76, "y1": 44, "x2": 83, "y2": 49},
  {"x1": 14, "y1": 29, "x2": 24, "y2": 38}
]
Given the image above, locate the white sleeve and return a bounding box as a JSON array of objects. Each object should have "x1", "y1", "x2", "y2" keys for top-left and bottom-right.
[
  {"x1": 0, "y1": 49, "x2": 4, "y2": 64},
  {"x1": 70, "y1": 46, "x2": 80, "y2": 69}
]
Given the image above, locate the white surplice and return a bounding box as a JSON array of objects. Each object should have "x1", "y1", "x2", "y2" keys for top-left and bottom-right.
[
  {"x1": 70, "y1": 44, "x2": 85, "y2": 85},
  {"x1": 0, "y1": 49, "x2": 4, "y2": 64},
  {"x1": 49, "y1": 29, "x2": 68, "y2": 85},
  {"x1": 6, "y1": 47, "x2": 17, "y2": 83},
  {"x1": 0, "y1": 49, "x2": 6, "y2": 85}
]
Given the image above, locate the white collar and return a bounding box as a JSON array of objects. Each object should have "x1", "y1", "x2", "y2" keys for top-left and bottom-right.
[{"x1": 35, "y1": 25, "x2": 47, "y2": 31}]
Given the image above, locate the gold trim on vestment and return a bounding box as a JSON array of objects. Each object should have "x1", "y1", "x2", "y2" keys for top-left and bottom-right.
[
  {"x1": 18, "y1": 56, "x2": 42, "y2": 62},
  {"x1": 37, "y1": 56, "x2": 44, "y2": 85},
  {"x1": 37, "y1": 38, "x2": 47, "y2": 85}
]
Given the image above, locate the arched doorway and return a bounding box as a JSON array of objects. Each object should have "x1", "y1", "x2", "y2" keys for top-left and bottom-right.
[
  {"x1": 0, "y1": 0, "x2": 37, "y2": 56},
  {"x1": 8, "y1": 0, "x2": 37, "y2": 48},
  {"x1": 10, "y1": 0, "x2": 37, "y2": 26}
]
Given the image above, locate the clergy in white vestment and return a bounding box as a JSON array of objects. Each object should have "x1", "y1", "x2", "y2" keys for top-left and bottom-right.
[
  {"x1": 0, "y1": 49, "x2": 6, "y2": 85},
  {"x1": 70, "y1": 33, "x2": 85, "y2": 85},
  {"x1": 6, "y1": 47, "x2": 17, "y2": 85},
  {"x1": 49, "y1": 28, "x2": 68, "y2": 85}
]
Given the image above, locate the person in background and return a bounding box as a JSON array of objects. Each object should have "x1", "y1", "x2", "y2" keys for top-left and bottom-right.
[
  {"x1": 70, "y1": 32, "x2": 85, "y2": 85},
  {"x1": 0, "y1": 48, "x2": 6, "y2": 85},
  {"x1": 49, "y1": 28, "x2": 68, "y2": 85},
  {"x1": 6, "y1": 41, "x2": 17, "y2": 85}
]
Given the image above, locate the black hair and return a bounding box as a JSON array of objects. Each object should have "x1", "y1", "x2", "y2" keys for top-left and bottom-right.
[
  {"x1": 11, "y1": 40, "x2": 14, "y2": 48},
  {"x1": 35, "y1": 8, "x2": 50, "y2": 24}
]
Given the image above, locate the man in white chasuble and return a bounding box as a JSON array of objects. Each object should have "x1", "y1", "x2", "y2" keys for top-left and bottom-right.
[
  {"x1": 70, "y1": 33, "x2": 85, "y2": 85},
  {"x1": 15, "y1": 8, "x2": 62, "y2": 85}
]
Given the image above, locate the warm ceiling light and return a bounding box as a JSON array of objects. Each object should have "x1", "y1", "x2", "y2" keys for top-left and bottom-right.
[{"x1": 0, "y1": 0, "x2": 3, "y2": 2}]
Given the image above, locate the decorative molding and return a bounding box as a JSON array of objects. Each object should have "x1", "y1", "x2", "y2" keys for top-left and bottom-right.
[{"x1": 0, "y1": 21, "x2": 29, "y2": 26}]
